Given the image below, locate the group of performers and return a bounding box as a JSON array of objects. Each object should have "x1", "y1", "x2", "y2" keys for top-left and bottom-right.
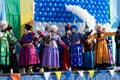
[{"x1": 0, "y1": 20, "x2": 120, "y2": 73}]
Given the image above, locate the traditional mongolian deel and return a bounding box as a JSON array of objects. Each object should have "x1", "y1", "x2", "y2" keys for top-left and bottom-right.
[{"x1": 19, "y1": 32, "x2": 40, "y2": 67}]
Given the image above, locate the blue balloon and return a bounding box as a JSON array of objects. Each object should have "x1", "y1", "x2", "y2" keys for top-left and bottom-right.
[
  {"x1": 41, "y1": 17, "x2": 45, "y2": 21},
  {"x1": 60, "y1": 8, "x2": 64, "y2": 12},
  {"x1": 94, "y1": 10, "x2": 96, "y2": 13},
  {"x1": 35, "y1": 8, "x2": 40, "y2": 12},
  {"x1": 58, "y1": 13, "x2": 62, "y2": 17},
  {"x1": 60, "y1": 18, "x2": 64, "y2": 22},
  {"x1": 98, "y1": 1, "x2": 101, "y2": 5},
  {"x1": 98, "y1": 10, "x2": 101, "y2": 14},
  {"x1": 50, "y1": 8, "x2": 55, "y2": 12},
  {"x1": 34, "y1": 0, "x2": 40, "y2": 3},
  {"x1": 50, "y1": 18, "x2": 54, "y2": 21},
  {"x1": 101, "y1": 14, "x2": 104, "y2": 18},
  {"x1": 43, "y1": 12, "x2": 47, "y2": 16},
  {"x1": 53, "y1": 3, "x2": 57, "y2": 7},
  {"x1": 43, "y1": 3, "x2": 47, "y2": 7},
  {"x1": 34, "y1": 13, "x2": 39, "y2": 17},
  {"x1": 48, "y1": 12, "x2": 52, "y2": 16},
  {"x1": 70, "y1": 18, "x2": 73, "y2": 22},
  {"x1": 48, "y1": 3, "x2": 52, "y2": 7},
  {"x1": 39, "y1": 12, "x2": 42, "y2": 15},
  {"x1": 56, "y1": 8, "x2": 59, "y2": 11},
  {"x1": 87, "y1": 5, "x2": 91, "y2": 8},
  {"x1": 63, "y1": 13, "x2": 66, "y2": 17},
  {"x1": 65, "y1": 18, "x2": 69, "y2": 22},
  {"x1": 82, "y1": 5, "x2": 86, "y2": 8},
  {"x1": 55, "y1": 18, "x2": 59, "y2": 22},
  {"x1": 92, "y1": 5, "x2": 95, "y2": 9},
  {"x1": 94, "y1": 1, "x2": 96, "y2": 5},
  {"x1": 41, "y1": 8, "x2": 44, "y2": 11},
  {"x1": 53, "y1": 13, "x2": 56, "y2": 16},
  {"x1": 90, "y1": 0, "x2": 93, "y2": 4},
  {"x1": 58, "y1": 3, "x2": 62, "y2": 7},
  {"x1": 34, "y1": 16, "x2": 39, "y2": 21},
  {"x1": 46, "y1": 7, "x2": 50, "y2": 11},
  {"x1": 51, "y1": 0, "x2": 54, "y2": 2},
  {"x1": 46, "y1": 18, "x2": 49, "y2": 21},
  {"x1": 67, "y1": 13, "x2": 71, "y2": 17}
]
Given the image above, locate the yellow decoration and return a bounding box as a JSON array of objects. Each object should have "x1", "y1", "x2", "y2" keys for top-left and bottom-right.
[
  {"x1": 55, "y1": 71, "x2": 62, "y2": 80},
  {"x1": 10, "y1": 73, "x2": 21, "y2": 80},
  {"x1": 88, "y1": 70, "x2": 95, "y2": 78}
]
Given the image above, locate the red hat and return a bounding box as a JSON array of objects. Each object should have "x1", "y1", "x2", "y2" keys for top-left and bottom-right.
[{"x1": 65, "y1": 24, "x2": 71, "y2": 32}]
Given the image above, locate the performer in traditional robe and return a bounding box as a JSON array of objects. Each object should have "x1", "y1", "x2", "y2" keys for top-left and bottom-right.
[
  {"x1": 0, "y1": 20, "x2": 17, "y2": 73},
  {"x1": 87, "y1": 25, "x2": 116, "y2": 69},
  {"x1": 19, "y1": 24, "x2": 40, "y2": 73}
]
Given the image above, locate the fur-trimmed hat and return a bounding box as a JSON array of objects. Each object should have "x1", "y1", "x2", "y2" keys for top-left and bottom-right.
[
  {"x1": 65, "y1": 24, "x2": 70, "y2": 32},
  {"x1": 70, "y1": 25, "x2": 78, "y2": 31},
  {"x1": 6, "y1": 23, "x2": 12, "y2": 30},
  {"x1": 0, "y1": 20, "x2": 8, "y2": 28},
  {"x1": 24, "y1": 24, "x2": 32, "y2": 30},
  {"x1": 83, "y1": 25, "x2": 90, "y2": 33}
]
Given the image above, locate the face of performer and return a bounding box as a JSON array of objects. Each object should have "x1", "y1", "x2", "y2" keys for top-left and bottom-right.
[
  {"x1": 52, "y1": 27, "x2": 57, "y2": 33},
  {"x1": 24, "y1": 28, "x2": 29, "y2": 34},
  {"x1": 8, "y1": 29, "x2": 12, "y2": 33},
  {"x1": 97, "y1": 26, "x2": 102, "y2": 33},
  {"x1": 72, "y1": 28, "x2": 76, "y2": 33},
  {"x1": 0, "y1": 24, "x2": 6, "y2": 28},
  {"x1": 66, "y1": 30, "x2": 71, "y2": 35},
  {"x1": 102, "y1": 28, "x2": 106, "y2": 33}
]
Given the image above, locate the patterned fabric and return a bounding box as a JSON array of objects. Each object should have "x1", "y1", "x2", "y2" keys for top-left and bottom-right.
[
  {"x1": 70, "y1": 44, "x2": 83, "y2": 67},
  {"x1": 0, "y1": 31, "x2": 17, "y2": 65},
  {"x1": 88, "y1": 32, "x2": 116, "y2": 65},
  {"x1": 19, "y1": 32, "x2": 40, "y2": 67},
  {"x1": 68, "y1": 32, "x2": 83, "y2": 68}
]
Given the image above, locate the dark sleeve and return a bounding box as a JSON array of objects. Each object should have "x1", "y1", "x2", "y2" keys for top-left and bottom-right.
[{"x1": 31, "y1": 32, "x2": 38, "y2": 41}]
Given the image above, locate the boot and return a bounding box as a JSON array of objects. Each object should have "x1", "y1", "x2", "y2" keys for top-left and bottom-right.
[
  {"x1": 21, "y1": 68, "x2": 26, "y2": 73},
  {"x1": 39, "y1": 68, "x2": 44, "y2": 73},
  {"x1": 10, "y1": 69, "x2": 13, "y2": 73},
  {"x1": 69, "y1": 67, "x2": 72, "y2": 71},
  {"x1": 28, "y1": 66, "x2": 33, "y2": 73}
]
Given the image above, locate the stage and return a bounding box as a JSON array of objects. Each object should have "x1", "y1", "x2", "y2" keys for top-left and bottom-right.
[{"x1": 0, "y1": 69, "x2": 120, "y2": 80}]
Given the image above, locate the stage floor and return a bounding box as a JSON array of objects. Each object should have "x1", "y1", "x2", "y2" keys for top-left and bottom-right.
[{"x1": 0, "y1": 69, "x2": 120, "y2": 80}]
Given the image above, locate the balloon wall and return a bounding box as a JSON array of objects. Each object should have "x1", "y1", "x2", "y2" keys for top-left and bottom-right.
[{"x1": 34, "y1": 0, "x2": 110, "y2": 23}]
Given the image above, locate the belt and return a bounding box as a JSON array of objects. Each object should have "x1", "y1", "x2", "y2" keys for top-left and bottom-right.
[
  {"x1": 0, "y1": 37, "x2": 7, "y2": 40},
  {"x1": 22, "y1": 43, "x2": 32, "y2": 46}
]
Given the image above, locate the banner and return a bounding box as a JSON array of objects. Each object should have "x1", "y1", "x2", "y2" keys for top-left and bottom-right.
[
  {"x1": 44, "y1": 72, "x2": 51, "y2": 80},
  {"x1": 99, "y1": 70, "x2": 106, "y2": 74},
  {"x1": 78, "y1": 70, "x2": 84, "y2": 77},
  {"x1": 20, "y1": 0, "x2": 33, "y2": 36},
  {"x1": 55, "y1": 71, "x2": 62, "y2": 80},
  {"x1": 5, "y1": 0, "x2": 20, "y2": 39},
  {"x1": 65, "y1": 70, "x2": 71, "y2": 78},
  {"x1": 10, "y1": 73, "x2": 21, "y2": 80},
  {"x1": 88, "y1": 70, "x2": 95, "y2": 78},
  {"x1": 109, "y1": 70, "x2": 115, "y2": 77}
]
